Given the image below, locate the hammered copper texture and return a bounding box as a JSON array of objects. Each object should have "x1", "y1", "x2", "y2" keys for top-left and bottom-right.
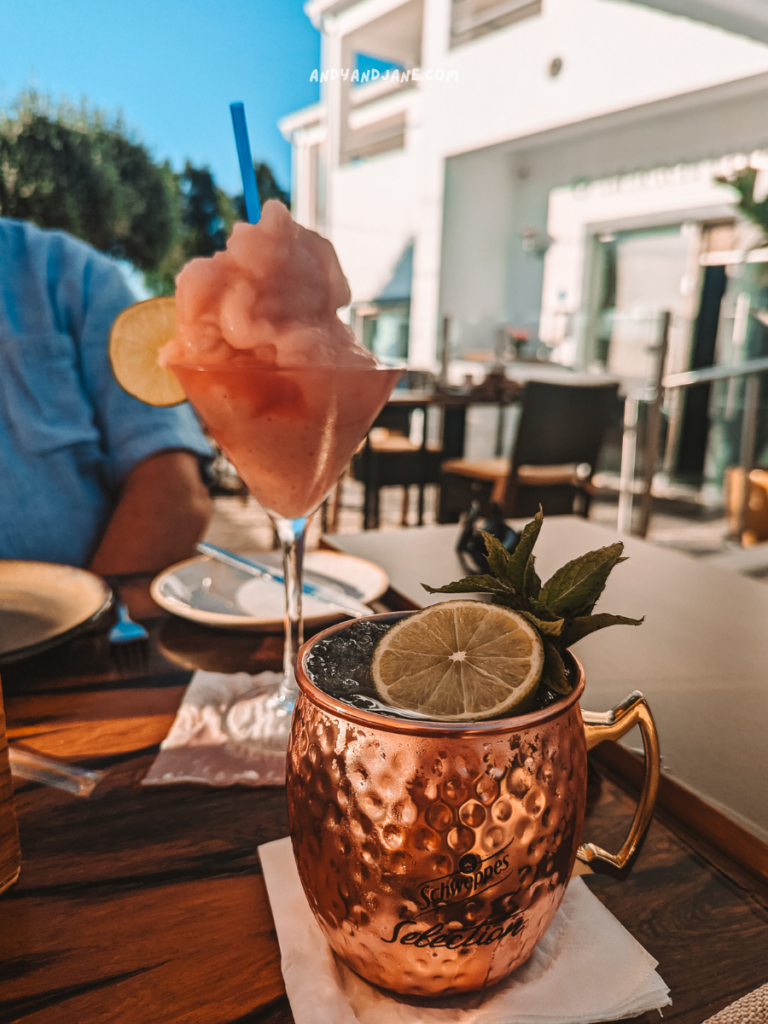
[{"x1": 286, "y1": 691, "x2": 588, "y2": 996}]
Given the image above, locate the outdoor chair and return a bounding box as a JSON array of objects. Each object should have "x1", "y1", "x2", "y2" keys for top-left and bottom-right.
[
  {"x1": 437, "y1": 379, "x2": 619, "y2": 523},
  {"x1": 351, "y1": 401, "x2": 463, "y2": 530}
]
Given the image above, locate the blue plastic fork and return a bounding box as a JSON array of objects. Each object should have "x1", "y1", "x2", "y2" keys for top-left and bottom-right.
[
  {"x1": 107, "y1": 595, "x2": 149, "y2": 676},
  {"x1": 108, "y1": 601, "x2": 149, "y2": 644}
]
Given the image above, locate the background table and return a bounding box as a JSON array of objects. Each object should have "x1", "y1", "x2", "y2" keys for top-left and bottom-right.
[
  {"x1": 329, "y1": 518, "x2": 768, "y2": 858},
  {"x1": 361, "y1": 387, "x2": 518, "y2": 527},
  {"x1": 1, "y1": 569, "x2": 767, "y2": 1023}
]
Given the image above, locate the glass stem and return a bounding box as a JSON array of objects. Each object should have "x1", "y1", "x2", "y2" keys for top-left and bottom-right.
[{"x1": 272, "y1": 514, "x2": 308, "y2": 711}]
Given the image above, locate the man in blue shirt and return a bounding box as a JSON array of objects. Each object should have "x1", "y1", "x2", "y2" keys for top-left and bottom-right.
[{"x1": 0, "y1": 217, "x2": 213, "y2": 573}]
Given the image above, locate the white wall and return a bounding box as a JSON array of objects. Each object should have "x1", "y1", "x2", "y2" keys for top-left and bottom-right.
[
  {"x1": 330, "y1": 148, "x2": 420, "y2": 302},
  {"x1": 540, "y1": 157, "x2": 737, "y2": 360},
  {"x1": 420, "y1": 0, "x2": 768, "y2": 364},
  {"x1": 424, "y1": 0, "x2": 768, "y2": 159},
  {"x1": 295, "y1": 0, "x2": 768, "y2": 367},
  {"x1": 439, "y1": 149, "x2": 514, "y2": 355},
  {"x1": 437, "y1": 73, "x2": 768, "y2": 366}
]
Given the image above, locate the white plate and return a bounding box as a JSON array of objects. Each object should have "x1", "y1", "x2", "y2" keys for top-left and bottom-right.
[
  {"x1": 150, "y1": 550, "x2": 389, "y2": 631},
  {"x1": 0, "y1": 560, "x2": 113, "y2": 664}
]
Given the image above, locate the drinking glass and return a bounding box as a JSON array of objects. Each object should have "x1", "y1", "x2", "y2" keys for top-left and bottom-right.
[{"x1": 170, "y1": 362, "x2": 401, "y2": 750}]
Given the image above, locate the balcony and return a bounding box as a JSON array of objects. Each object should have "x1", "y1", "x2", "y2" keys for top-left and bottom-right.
[
  {"x1": 338, "y1": 0, "x2": 423, "y2": 162},
  {"x1": 450, "y1": 0, "x2": 542, "y2": 47},
  {"x1": 344, "y1": 77, "x2": 417, "y2": 161}
]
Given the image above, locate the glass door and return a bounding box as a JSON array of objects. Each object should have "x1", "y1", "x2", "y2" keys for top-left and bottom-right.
[{"x1": 589, "y1": 225, "x2": 693, "y2": 385}]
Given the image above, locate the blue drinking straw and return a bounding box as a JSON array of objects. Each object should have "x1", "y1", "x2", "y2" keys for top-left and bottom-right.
[{"x1": 229, "y1": 101, "x2": 261, "y2": 224}]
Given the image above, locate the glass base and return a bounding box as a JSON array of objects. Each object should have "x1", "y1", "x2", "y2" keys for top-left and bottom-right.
[{"x1": 225, "y1": 682, "x2": 294, "y2": 754}]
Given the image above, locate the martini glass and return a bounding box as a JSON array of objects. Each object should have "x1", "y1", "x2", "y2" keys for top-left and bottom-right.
[{"x1": 170, "y1": 360, "x2": 400, "y2": 751}]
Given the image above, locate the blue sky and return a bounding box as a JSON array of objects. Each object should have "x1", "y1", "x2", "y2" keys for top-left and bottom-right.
[{"x1": 0, "y1": 0, "x2": 320, "y2": 196}]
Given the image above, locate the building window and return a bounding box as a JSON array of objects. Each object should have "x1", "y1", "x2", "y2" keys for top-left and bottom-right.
[
  {"x1": 357, "y1": 305, "x2": 410, "y2": 361},
  {"x1": 588, "y1": 225, "x2": 693, "y2": 379},
  {"x1": 344, "y1": 113, "x2": 407, "y2": 163},
  {"x1": 450, "y1": 0, "x2": 542, "y2": 48}
]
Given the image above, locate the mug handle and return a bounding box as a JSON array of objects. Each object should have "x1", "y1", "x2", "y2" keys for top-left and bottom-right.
[{"x1": 576, "y1": 690, "x2": 660, "y2": 871}]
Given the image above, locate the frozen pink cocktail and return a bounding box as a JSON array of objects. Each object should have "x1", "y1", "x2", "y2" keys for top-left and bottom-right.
[
  {"x1": 161, "y1": 200, "x2": 399, "y2": 520},
  {"x1": 161, "y1": 201, "x2": 400, "y2": 734},
  {"x1": 169, "y1": 366, "x2": 395, "y2": 520}
]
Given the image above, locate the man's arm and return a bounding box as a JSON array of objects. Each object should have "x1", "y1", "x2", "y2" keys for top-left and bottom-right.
[
  {"x1": 67, "y1": 249, "x2": 214, "y2": 573},
  {"x1": 89, "y1": 451, "x2": 212, "y2": 576}
]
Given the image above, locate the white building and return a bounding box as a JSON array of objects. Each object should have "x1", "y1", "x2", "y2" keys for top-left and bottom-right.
[{"x1": 281, "y1": 0, "x2": 768, "y2": 478}]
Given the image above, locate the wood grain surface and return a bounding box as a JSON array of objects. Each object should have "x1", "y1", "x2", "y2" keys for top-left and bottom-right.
[
  {"x1": 0, "y1": 580, "x2": 767, "y2": 1023},
  {"x1": 0, "y1": 681, "x2": 21, "y2": 896}
]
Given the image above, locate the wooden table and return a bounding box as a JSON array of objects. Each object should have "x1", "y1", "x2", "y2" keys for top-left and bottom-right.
[
  {"x1": 372, "y1": 370, "x2": 618, "y2": 529},
  {"x1": 364, "y1": 386, "x2": 520, "y2": 528},
  {"x1": 1, "y1": 564, "x2": 768, "y2": 1023}
]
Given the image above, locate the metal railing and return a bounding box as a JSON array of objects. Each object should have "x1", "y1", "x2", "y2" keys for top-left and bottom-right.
[
  {"x1": 661, "y1": 355, "x2": 768, "y2": 541},
  {"x1": 661, "y1": 355, "x2": 768, "y2": 388},
  {"x1": 616, "y1": 305, "x2": 768, "y2": 541},
  {"x1": 617, "y1": 312, "x2": 670, "y2": 538}
]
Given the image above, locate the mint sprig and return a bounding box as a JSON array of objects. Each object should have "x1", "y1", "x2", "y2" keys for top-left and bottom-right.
[{"x1": 422, "y1": 509, "x2": 643, "y2": 696}]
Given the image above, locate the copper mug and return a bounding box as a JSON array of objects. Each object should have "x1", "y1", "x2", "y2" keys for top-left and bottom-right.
[{"x1": 287, "y1": 612, "x2": 660, "y2": 997}]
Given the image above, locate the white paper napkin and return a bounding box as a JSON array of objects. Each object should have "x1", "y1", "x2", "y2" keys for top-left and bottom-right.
[
  {"x1": 142, "y1": 669, "x2": 287, "y2": 787},
  {"x1": 259, "y1": 836, "x2": 671, "y2": 1024}
]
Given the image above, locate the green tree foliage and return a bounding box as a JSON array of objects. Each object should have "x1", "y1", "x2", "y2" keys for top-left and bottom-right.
[
  {"x1": 0, "y1": 92, "x2": 172, "y2": 272},
  {"x1": 0, "y1": 91, "x2": 289, "y2": 295},
  {"x1": 181, "y1": 163, "x2": 229, "y2": 256},
  {"x1": 147, "y1": 162, "x2": 239, "y2": 295},
  {"x1": 233, "y1": 160, "x2": 290, "y2": 220},
  {"x1": 716, "y1": 166, "x2": 768, "y2": 241}
]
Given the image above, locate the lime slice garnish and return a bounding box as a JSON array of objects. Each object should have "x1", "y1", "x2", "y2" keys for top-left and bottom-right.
[
  {"x1": 371, "y1": 601, "x2": 544, "y2": 722},
  {"x1": 109, "y1": 297, "x2": 185, "y2": 407}
]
